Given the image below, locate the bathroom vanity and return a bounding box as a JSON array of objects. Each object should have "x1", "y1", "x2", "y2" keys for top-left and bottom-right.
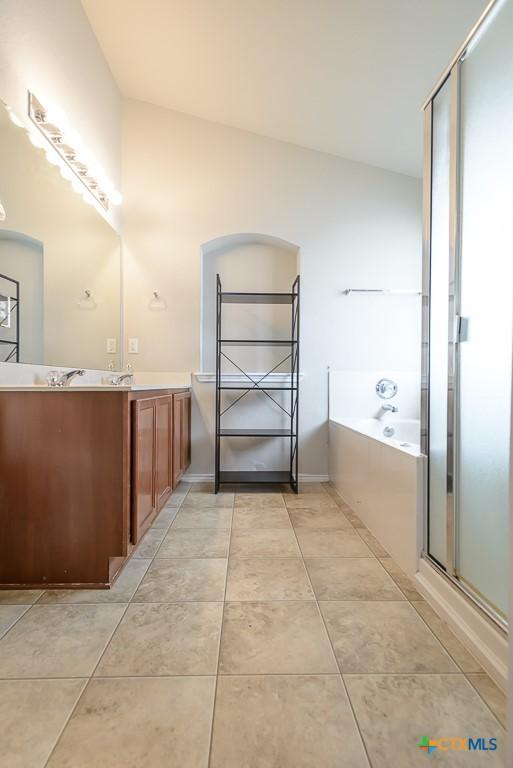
[{"x1": 0, "y1": 386, "x2": 191, "y2": 589}]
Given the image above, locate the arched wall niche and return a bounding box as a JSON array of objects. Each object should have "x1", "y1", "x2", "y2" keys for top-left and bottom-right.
[
  {"x1": 198, "y1": 232, "x2": 300, "y2": 474},
  {"x1": 200, "y1": 232, "x2": 300, "y2": 372}
]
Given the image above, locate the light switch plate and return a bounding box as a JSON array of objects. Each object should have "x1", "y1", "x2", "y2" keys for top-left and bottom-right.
[
  {"x1": 106, "y1": 338, "x2": 117, "y2": 354},
  {"x1": 128, "y1": 338, "x2": 139, "y2": 354}
]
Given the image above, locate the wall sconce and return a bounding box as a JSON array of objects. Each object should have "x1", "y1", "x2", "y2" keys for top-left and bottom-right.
[
  {"x1": 78, "y1": 289, "x2": 97, "y2": 310},
  {"x1": 27, "y1": 92, "x2": 122, "y2": 211},
  {"x1": 148, "y1": 290, "x2": 167, "y2": 311}
]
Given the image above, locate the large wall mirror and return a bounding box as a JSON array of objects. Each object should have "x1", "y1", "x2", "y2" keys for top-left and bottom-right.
[{"x1": 0, "y1": 99, "x2": 121, "y2": 370}]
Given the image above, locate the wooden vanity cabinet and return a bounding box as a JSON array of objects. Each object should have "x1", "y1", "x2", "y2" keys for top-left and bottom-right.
[
  {"x1": 0, "y1": 386, "x2": 191, "y2": 589},
  {"x1": 132, "y1": 393, "x2": 175, "y2": 544}
]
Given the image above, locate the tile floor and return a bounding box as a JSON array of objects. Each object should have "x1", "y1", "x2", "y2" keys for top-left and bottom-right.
[{"x1": 0, "y1": 481, "x2": 507, "y2": 767}]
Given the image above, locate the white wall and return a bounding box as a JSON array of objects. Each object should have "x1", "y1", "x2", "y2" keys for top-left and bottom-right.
[
  {"x1": 123, "y1": 99, "x2": 422, "y2": 477},
  {"x1": 0, "y1": 0, "x2": 121, "y2": 230}
]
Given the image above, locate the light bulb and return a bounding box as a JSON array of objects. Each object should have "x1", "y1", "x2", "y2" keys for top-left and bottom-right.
[
  {"x1": 7, "y1": 108, "x2": 24, "y2": 128},
  {"x1": 28, "y1": 131, "x2": 45, "y2": 149},
  {"x1": 44, "y1": 103, "x2": 67, "y2": 129},
  {"x1": 61, "y1": 129, "x2": 81, "y2": 148},
  {"x1": 45, "y1": 148, "x2": 61, "y2": 166},
  {"x1": 109, "y1": 190, "x2": 123, "y2": 206},
  {"x1": 59, "y1": 165, "x2": 74, "y2": 181}
]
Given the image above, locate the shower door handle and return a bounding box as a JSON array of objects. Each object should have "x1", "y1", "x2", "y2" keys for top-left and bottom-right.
[{"x1": 454, "y1": 315, "x2": 469, "y2": 343}]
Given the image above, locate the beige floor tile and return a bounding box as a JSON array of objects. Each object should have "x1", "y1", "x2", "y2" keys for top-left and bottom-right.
[
  {"x1": 183, "y1": 491, "x2": 234, "y2": 508},
  {"x1": 289, "y1": 508, "x2": 353, "y2": 530},
  {"x1": 188, "y1": 481, "x2": 215, "y2": 492},
  {"x1": 284, "y1": 482, "x2": 329, "y2": 494},
  {"x1": 226, "y1": 557, "x2": 314, "y2": 601},
  {"x1": 344, "y1": 509, "x2": 366, "y2": 528},
  {"x1": 133, "y1": 558, "x2": 227, "y2": 602},
  {"x1": 163, "y1": 493, "x2": 188, "y2": 508},
  {"x1": 96, "y1": 602, "x2": 222, "y2": 676},
  {"x1": 0, "y1": 590, "x2": 43, "y2": 605},
  {"x1": 227, "y1": 483, "x2": 290, "y2": 494},
  {"x1": 305, "y1": 558, "x2": 404, "y2": 601},
  {"x1": 150, "y1": 506, "x2": 179, "y2": 529},
  {"x1": 379, "y1": 557, "x2": 425, "y2": 600},
  {"x1": 467, "y1": 674, "x2": 507, "y2": 728},
  {"x1": 0, "y1": 604, "x2": 125, "y2": 678},
  {"x1": 175, "y1": 480, "x2": 193, "y2": 493},
  {"x1": 320, "y1": 601, "x2": 457, "y2": 673},
  {"x1": 172, "y1": 507, "x2": 233, "y2": 529},
  {"x1": 284, "y1": 493, "x2": 338, "y2": 510},
  {"x1": 296, "y1": 528, "x2": 372, "y2": 557},
  {"x1": 412, "y1": 601, "x2": 482, "y2": 673},
  {"x1": 234, "y1": 493, "x2": 285, "y2": 509},
  {"x1": 39, "y1": 558, "x2": 151, "y2": 605},
  {"x1": 47, "y1": 676, "x2": 216, "y2": 768},
  {"x1": 0, "y1": 605, "x2": 30, "y2": 639},
  {"x1": 157, "y1": 528, "x2": 230, "y2": 558},
  {"x1": 219, "y1": 601, "x2": 337, "y2": 674},
  {"x1": 0, "y1": 678, "x2": 87, "y2": 768},
  {"x1": 230, "y1": 528, "x2": 300, "y2": 557},
  {"x1": 210, "y1": 675, "x2": 368, "y2": 768},
  {"x1": 345, "y1": 674, "x2": 506, "y2": 767},
  {"x1": 233, "y1": 507, "x2": 291, "y2": 529},
  {"x1": 358, "y1": 528, "x2": 389, "y2": 557},
  {"x1": 132, "y1": 528, "x2": 167, "y2": 559}
]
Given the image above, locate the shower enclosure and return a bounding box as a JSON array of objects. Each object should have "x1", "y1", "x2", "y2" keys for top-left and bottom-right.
[{"x1": 422, "y1": 0, "x2": 513, "y2": 626}]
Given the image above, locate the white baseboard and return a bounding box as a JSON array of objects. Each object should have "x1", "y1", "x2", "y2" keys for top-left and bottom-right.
[
  {"x1": 415, "y1": 558, "x2": 508, "y2": 692},
  {"x1": 183, "y1": 473, "x2": 329, "y2": 483}
]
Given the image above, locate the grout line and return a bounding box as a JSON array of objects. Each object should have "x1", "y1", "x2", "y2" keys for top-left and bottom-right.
[
  {"x1": 328, "y1": 486, "x2": 507, "y2": 733},
  {"x1": 463, "y1": 673, "x2": 507, "y2": 730},
  {"x1": 0, "y1": 671, "x2": 469, "y2": 682},
  {"x1": 42, "y1": 483, "x2": 192, "y2": 767},
  {"x1": 42, "y1": 600, "x2": 131, "y2": 767},
  {"x1": 285, "y1": 496, "x2": 374, "y2": 768},
  {"x1": 206, "y1": 495, "x2": 234, "y2": 768}
]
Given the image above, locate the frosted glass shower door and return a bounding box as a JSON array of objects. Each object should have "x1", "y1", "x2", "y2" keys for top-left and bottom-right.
[
  {"x1": 455, "y1": 0, "x2": 513, "y2": 618},
  {"x1": 427, "y1": 79, "x2": 451, "y2": 567}
]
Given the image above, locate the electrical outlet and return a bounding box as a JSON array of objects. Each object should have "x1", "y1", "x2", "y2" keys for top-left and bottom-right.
[
  {"x1": 128, "y1": 338, "x2": 139, "y2": 354},
  {"x1": 106, "y1": 338, "x2": 117, "y2": 354}
]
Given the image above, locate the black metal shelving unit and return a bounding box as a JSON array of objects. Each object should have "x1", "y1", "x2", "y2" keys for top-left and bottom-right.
[
  {"x1": 0, "y1": 272, "x2": 20, "y2": 363},
  {"x1": 215, "y1": 274, "x2": 300, "y2": 493}
]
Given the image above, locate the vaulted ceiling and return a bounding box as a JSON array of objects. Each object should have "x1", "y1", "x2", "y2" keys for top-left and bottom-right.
[{"x1": 82, "y1": 0, "x2": 487, "y2": 177}]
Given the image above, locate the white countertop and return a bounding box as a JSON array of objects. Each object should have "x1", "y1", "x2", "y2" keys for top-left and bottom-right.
[
  {"x1": 0, "y1": 371, "x2": 192, "y2": 391},
  {"x1": 0, "y1": 384, "x2": 190, "y2": 392}
]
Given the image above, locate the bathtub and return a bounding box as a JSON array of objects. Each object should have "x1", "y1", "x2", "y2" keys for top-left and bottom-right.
[
  {"x1": 329, "y1": 415, "x2": 425, "y2": 576},
  {"x1": 335, "y1": 416, "x2": 421, "y2": 456}
]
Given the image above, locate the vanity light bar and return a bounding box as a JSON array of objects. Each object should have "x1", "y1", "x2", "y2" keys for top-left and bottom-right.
[{"x1": 27, "y1": 92, "x2": 121, "y2": 211}]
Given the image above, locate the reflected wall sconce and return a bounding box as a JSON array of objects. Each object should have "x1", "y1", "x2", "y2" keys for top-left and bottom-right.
[
  {"x1": 27, "y1": 92, "x2": 122, "y2": 211},
  {"x1": 78, "y1": 289, "x2": 97, "y2": 310},
  {"x1": 148, "y1": 290, "x2": 167, "y2": 311},
  {"x1": 0, "y1": 199, "x2": 6, "y2": 221}
]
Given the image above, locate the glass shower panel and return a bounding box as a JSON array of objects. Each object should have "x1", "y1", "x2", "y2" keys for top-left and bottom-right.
[
  {"x1": 428, "y1": 79, "x2": 451, "y2": 567},
  {"x1": 455, "y1": 0, "x2": 513, "y2": 617}
]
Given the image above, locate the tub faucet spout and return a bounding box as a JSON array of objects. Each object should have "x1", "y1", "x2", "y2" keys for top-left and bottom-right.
[{"x1": 382, "y1": 403, "x2": 398, "y2": 413}]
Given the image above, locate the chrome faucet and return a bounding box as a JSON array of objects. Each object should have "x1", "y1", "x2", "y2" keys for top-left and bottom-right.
[
  {"x1": 52, "y1": 369, "x2": 86, "y2": 387},
  {"x1": 109, "y1": 372, "x2": 134, "y2": 386},
  {"x1": 382, "y1": 403, "x2": 399, "y2": 413}
]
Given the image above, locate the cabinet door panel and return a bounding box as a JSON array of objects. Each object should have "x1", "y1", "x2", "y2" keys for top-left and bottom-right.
[
  {"x1": 155, "y1": 395, "x2": 173, "y2": 510},
  {"x1": 132, "y1": 399, "x2": 156, "y2": 543},
  {"x1": 172, "y1": 392, "x2": 191, "y2": 488}
]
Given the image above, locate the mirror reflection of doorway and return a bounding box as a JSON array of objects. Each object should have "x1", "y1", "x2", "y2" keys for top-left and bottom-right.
[{"x1": 0, "y1": 231, "x2": 44, "y2": 364}]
